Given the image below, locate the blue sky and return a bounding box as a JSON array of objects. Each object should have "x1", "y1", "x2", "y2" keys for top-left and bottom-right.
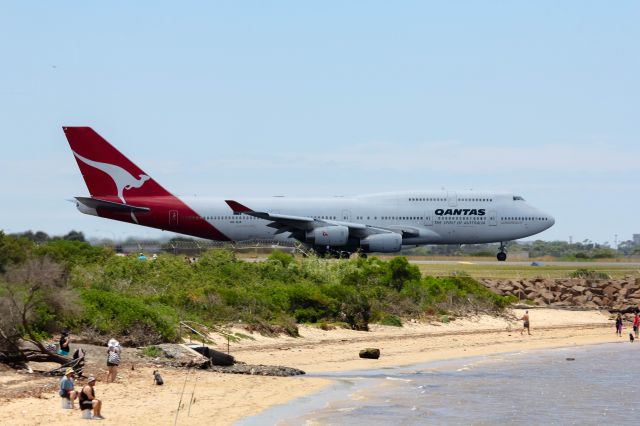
[{"x1": 0, "y1": 1, "x2": 638, "y2": 244}]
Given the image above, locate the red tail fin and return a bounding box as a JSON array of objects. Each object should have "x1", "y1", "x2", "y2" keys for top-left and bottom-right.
[
  {"x1": 63, "y1": 127, "x2": 171, "y2": 204},
  {"x1": 63, "y1": 126, "x2": 231, "y2": 241}
]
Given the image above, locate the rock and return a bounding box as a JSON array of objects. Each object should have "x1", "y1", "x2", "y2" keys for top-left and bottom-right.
[
  {"x1": 359, "y1": 348, "x2": 381, "y2": 359},
  {"x1": 209, "y1": 364, "x2": 305, "y2": 376},
  {"x1": 572, "y1": 285, "x2": 586, "y2": 294},
  {"x1": 590, "y1": 286, "x2": 604, "y2": 295},
  {"x1": 540, "y1": 291, "x2": 555, "y2": 303},
  {"x1": 603, "y1": 286, "x2": 617, "y2": 300},
  {"x1": 574, "y1": 295, "x2": 588, "y2": 305},
  {"x1": 152, "y1": 344, "x2": 211, "y2": 369}
]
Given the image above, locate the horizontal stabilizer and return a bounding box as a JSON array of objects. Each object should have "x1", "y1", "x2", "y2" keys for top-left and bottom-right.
[
  {"x1": 225, "y1": 200, "x2": 252, "y2": 213},
  {"x1": 75, "y1": 197, "x2": 151, "y2": 213}
]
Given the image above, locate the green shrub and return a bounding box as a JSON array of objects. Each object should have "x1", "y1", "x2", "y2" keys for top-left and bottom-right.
[
  {"x1": 141, "y1": 345, "x2": 163, "y2": 357},
  {"x1": 80, "y1": 288, "x2": 178, "y2": 344},
  {"x1": 35, "y1": 240, "x2": 113, "y2": 269},
  {"x1": 379, "y1": 314, "x2": 402, "y2": 327}
]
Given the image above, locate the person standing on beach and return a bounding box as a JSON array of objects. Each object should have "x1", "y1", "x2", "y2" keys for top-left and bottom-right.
[
  {"x1": 633, "y1": 313, "x2": 639, "y2": 339},
  {"x1": 616, "y1": 313, "x2": 623, "y2": 337},
  {"x1": 106, "y1": 339, "x2": 121, "y2": 383},
  {"x1": 520, "y1": 311, "x2": 530, "y2": 335}
]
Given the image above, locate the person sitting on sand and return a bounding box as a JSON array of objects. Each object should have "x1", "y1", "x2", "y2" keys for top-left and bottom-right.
[
  {"x1": 59, "y1": 368, "x2": 77, "y2": 408},
  {"x1": 79, "y1": 376, "x2": 104, "y2": 420},
  {"x1": 520, "y1": 311, "x2": 530, "y2": 335},
  {"x1": 58, "y1": 331, "x2": 70, "y2": 356}
]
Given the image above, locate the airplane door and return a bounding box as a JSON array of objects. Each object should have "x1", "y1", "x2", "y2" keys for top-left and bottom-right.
[
  {"x1": 488, "y1": 210, "x2": 497, "y2": 226},
  {"x1": 425, "y1": 211, "x2": 433, "y2": 226},
  {"x1": 169, "y1": 210, "x2": 179, "y2": 226},
  {"x1": 447, "y1": 192, "x2": 457, "y2": 207},
  {"x1": 342, "y1": 209, "x2": 352, "y2": 221}
]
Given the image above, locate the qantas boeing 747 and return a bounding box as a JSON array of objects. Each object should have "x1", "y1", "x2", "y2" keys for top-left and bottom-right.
[{"x1": 63, "y1": 127, "x2": 555, "y2": 260}]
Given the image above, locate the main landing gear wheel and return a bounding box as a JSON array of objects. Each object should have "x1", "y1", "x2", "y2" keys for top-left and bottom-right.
[{"x1": 497, "y1": 242, "x2": 507, "y2": 262}]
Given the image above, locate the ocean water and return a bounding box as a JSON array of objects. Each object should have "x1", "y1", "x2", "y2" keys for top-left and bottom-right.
[{"x1": 239, "y1": 342, "x2": 640, "y2": 425}]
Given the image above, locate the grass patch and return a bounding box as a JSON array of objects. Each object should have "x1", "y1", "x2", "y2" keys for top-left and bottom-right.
[{"x1": 141, "y1": 345, "x2": 163, "y2": 358}]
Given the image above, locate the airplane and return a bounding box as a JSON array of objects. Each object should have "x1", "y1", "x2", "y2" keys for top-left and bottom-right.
[{"x1": 63, "y1": 127, "x2": 555, "y2": 260}]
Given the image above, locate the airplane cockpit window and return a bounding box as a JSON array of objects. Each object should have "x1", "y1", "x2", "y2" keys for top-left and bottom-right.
[{"x1": 513, "y1": 196, "x2": 525, "y2": 201}]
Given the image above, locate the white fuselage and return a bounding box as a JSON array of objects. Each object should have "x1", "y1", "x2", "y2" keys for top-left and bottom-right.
[{"x1": 179, "y1": 191, "x2": 554, "y2": 245}]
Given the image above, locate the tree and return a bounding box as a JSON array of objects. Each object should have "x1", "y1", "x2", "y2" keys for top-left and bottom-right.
[
  {"x1": 62, "y1": 230, "x2": 86, "y2": 242},
  {"x1": 0, "y1": 257, "x2": 80, "y2": 367},
  {"x1": 384, "y1": 257, "x2": 422, "y2": 291},
  {"x1": 0, "y1": 231, "x2": 32, "y2": 273}
]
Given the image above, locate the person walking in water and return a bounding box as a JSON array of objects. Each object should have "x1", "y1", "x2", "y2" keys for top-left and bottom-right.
[
  {"x1": 520, "y1": 310, "x2": 530, "y2": 335},
  {"x1": 616, "y1": 313, "x2": 623, "y2": 337}
]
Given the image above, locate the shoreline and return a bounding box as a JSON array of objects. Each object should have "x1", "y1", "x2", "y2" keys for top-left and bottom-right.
[{"x1": 0, "y1": 308, "x2": 620, "y2": 425}]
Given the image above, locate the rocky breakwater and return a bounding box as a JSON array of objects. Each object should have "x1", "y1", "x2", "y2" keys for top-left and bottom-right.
[{"x1": 480, "y1": 276, "x2": 640, "y2": 312}]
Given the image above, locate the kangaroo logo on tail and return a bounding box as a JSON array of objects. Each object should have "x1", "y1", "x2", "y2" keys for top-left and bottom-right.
[
  {"x1": 72, "y1": 151, "x2": 150, "y2": 223},
  {"x1": 72, "y1": 151, "x2": 150, "y2": 204}
]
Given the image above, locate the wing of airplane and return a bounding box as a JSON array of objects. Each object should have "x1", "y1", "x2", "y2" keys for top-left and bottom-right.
[{"x1": 224, "y1": 200, "x2": 393, "y2": 238}]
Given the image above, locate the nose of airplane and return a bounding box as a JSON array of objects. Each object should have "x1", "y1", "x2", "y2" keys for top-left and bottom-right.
[{"x1": 546, "y1": 214, "x2": 555, "y2": 229}]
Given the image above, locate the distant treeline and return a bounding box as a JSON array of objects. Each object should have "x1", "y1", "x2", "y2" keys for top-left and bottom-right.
[
  {"x1": 8, "y1": 230, "x2": 640, "y2": 259},
  {"x1": 404, "y1": 240, "x2": 639, "y2": 259},
  {"x1": 0, "y1": 231, "x2": 512, "y2": 347}
]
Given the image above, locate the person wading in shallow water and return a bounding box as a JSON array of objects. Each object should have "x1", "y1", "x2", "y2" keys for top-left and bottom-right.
[{"x1": 520, "y1": 311, "x2": 531, "y2": 335}]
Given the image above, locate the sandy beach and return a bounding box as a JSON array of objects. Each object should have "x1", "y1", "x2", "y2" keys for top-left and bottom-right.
[{"x1": 0, "y1": 308, "x2": 620, "y2": 425}]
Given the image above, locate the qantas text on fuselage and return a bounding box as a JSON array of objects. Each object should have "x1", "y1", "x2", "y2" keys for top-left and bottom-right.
[{"x1": 63, "y1": 127, "x2": 554, "y2": 261}]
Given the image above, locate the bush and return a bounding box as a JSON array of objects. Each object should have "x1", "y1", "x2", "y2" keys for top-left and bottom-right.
[
  {"x1": 379, "y1": 314, "x2": 402, "y2": 327},
  {"x1": 17, "y1": 246, "x2": 514, "y2": 342},
  {"x1": 35, "y1": 240, "x2": 113, "y2": 269},
  {"x1": 141, "y1": 345, "x2": 163, "y2": 357},
  {"x1": 80, "y1": 289, "x2": 178, "y2": 344}
]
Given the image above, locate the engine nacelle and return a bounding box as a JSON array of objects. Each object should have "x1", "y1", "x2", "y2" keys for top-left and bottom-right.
[
  {"x1": 306, "y1": 226, "x2": 349, "y2": 246},
  {"x1": 360, "y1": 233, "x2": 402, "y2": 253}
]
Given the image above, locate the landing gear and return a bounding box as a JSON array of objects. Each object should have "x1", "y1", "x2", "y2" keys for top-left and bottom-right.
[
  {"x1": 497, "y1": 242, "x2": 507, "y2": 262},
  {"x1": 315, "y1": 246, "x2": 351, "y2": 259}
]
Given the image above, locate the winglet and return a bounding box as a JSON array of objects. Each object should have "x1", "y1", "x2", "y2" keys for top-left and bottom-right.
[{"x1": 225, "y1": 200, "x2": 253, "y2": 213}]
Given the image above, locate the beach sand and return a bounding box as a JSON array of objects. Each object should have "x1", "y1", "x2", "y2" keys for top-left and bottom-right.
[{"x1": 0, "y1": 308, "x2": 620, "y2": 425}]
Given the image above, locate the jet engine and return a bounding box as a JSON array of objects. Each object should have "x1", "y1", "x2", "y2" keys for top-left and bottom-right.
[
  {"x1": 306, "y1": 226, "x2": 349, "y2": 246},
  {"x1": 360, "y1": 233, "x2": 402, "y2": 253}
]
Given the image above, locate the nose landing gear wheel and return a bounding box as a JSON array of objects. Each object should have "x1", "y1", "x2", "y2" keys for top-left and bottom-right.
[{"x1": 497, "y1": 242, "x2": 507, "y2": 261}]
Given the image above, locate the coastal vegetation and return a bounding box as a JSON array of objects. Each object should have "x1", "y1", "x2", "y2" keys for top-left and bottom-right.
[{"x1": 0, "y1": 231, "x2": 514, "y2": 356}]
